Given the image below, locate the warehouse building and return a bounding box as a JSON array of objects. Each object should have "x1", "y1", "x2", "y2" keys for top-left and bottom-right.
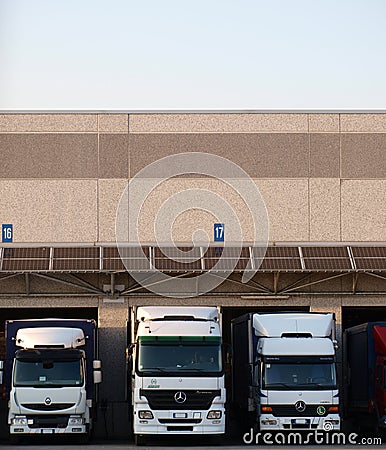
[{"x1": 0, "y1": 112, "x2": 385, "y2": 437}]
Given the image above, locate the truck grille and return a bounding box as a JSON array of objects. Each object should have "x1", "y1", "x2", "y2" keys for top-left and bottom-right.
[
  {"x1": 269, "y1": 405, "x2": 328, "y2": 417},
  {"x1": 158, "y1": 419, "x2": 202, "y2": 424},
  {"x1": 21, "y1": 403, "x2": 75, "y2": 411},
  {"x1": 28, "y1": 415, "x2": 70, "y2": 428},
  {"x1": 140, "y1": 389, "x2": 220, "y2": 410}
]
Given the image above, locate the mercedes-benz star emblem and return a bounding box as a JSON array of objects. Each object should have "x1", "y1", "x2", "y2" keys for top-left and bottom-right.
[
  {"x1": 44, "y1": 397, "x2": 52, "y2": 405},
  {"x1": 295, "y1": 400, "x2": 306, "y2": 412},
  {"x1": 174, "y1": 391, "x2": 187, "y2": 404}
]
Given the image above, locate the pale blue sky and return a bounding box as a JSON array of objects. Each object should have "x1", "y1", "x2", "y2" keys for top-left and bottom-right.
[{"x1": 1, "y1": 0, "x2": 385, "y2": 110}]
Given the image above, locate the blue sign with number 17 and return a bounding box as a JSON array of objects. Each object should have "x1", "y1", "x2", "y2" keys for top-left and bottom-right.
[
  {"x1": 2, "y1": 224, "x2": 13, "y2": 243},
  {"x1": 214, "y1": 223, "x2": 224, "y2": 242}
]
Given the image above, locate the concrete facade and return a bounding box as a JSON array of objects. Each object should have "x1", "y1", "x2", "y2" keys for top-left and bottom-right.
[
  {"x1": 0, "y1": 112, "x2": 385, "y2": 438},
  {"x1": 0, "y1": 112, "x2": 385, "y2": 243}
]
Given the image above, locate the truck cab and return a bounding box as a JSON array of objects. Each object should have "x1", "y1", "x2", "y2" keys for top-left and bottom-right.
[
  {"x1": 2, "y1": 319, "x2": 101, "y2": 442},
  {"x1": 129, "y1": 306, "x2": 225, "y2": 444},
  {"x1": 257, "y1": 335, "x2": 339, "y2": 431},
  {"x1": 232, "y1": 312, "x2": 340, "y2": 432}
]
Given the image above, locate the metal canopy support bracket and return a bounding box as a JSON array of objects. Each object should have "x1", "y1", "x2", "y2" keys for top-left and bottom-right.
[
  {"x1": 32, "y1": 272, "x2": 104, "y2": 294},
  {"x1": 352, "y1": 273, "x2": 359, "y2": 294},
  {"x1": 273, "y1": 272, "x2": 279, "y2": 295},
  {"x1": 25, "y1": 273, "x2": 30, "y2": 296},
  {"x1": 0, "y1": 243, "x2": 384, "y2": 297}
]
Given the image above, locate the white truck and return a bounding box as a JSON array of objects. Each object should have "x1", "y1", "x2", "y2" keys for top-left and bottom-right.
[
  {"x1": 129, "y1": 306, "x2": 225, "y2": 445},
  {"x1": 231, "y1": 312, "x2": 340, "y2": 432},
  {"x1": 1, "y1": 319, "x2": 102, "y2": 443}
]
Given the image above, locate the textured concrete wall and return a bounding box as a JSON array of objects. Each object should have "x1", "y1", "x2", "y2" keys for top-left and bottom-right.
[{"x1": 0, "y1": 112, "x2": 385, "y2": 243}]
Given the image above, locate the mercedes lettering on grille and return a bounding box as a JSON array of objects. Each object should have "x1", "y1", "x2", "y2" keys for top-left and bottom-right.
[
  {"x1": 295, "y1": 400, "x2": 306, "y2": 412},
  {"x1": 174, "y1": 391, "x2": 187, "y2": 404}
]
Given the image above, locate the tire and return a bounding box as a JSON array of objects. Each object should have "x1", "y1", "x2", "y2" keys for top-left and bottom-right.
[
  {"x1": 9, "y1": 435, "x2": 20, "y2": 445},
  {"x1": 210, "y1": 435, "x2": 223, "y2": 445},
  {"x1": 134, "y1": 434, "x2": 146, "y2": 446},
  {"x1": 78, "y1": 433, "x2": 90, "y2": 445},
  {"x1": 78, "y1": 426, "x2": 91, "y2": 445}
]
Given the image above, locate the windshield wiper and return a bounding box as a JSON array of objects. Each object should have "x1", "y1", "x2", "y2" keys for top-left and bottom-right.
[
  {"x1": 264, "y1": 382, "x2": 293, "y2": 388},
  {"x1": 297, "y1": 382, "x2": 332, "y2": 388},
  {"x1": 140, "y1": 367, "x2": 167, "y2": 372}
]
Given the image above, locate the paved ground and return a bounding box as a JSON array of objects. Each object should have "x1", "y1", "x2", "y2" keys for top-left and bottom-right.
[
  {"x1": 1, "y1": 437, "x2": 386, "y2": 449},
  {"x1": 1, "y1": 445, "x2": 386, "y2": 450},
  {"x1": 1, "y1": 429, "x2": 385, "y2": 449}
]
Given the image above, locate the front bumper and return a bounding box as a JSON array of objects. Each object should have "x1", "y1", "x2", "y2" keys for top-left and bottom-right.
[
  {"x1": 10, "y1": 423, "x2": 87, "y2": 435},
  {"x1": 134, "y1": 408, "x2": 225, "y2": 435},
  {"x1": 260, "y1": 414, "x2": 340, "y2": 431}
]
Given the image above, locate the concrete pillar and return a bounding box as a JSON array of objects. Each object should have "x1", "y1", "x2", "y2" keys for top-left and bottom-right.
[{"x1": 95, "y1": 298, "x2": 129, "y2": 439}]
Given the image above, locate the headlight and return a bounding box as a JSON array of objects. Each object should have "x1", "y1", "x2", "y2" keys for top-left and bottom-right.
[
  {"x1": 68, "y1": 416, "x2": 84, "y2": 425},
  {"x1": 207, "y1": 410, "x2": 222, "y2": 419},
  {"x1": 138, "y1": 410, "x2": 154, "y2": 419},
  {"x1": 13, "y1": 416, "x2": 27, "y2": 425}
]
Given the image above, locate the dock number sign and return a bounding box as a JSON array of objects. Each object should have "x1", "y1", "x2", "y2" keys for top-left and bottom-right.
[
  {"x1": 2, "y1": 224, "x2": 13, "y2": 243},
  {"x1": 214, "y1": 223, "x2": 224, "y2": 242}
]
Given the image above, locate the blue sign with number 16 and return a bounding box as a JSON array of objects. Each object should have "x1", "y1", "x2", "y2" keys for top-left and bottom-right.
[
  {"x1": 2, "y1": 224, "x2": 13, "y2": 243},
  {"x1": 214, "y1": 223, "x2": 224, "y2": 242}
]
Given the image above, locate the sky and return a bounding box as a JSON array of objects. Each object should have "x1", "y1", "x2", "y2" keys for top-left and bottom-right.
[{"x1": 0, "y1": 0, "x2": 386, "y2": 110}]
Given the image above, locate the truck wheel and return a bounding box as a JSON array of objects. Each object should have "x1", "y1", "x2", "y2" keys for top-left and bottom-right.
[
  {"x1": 210, "y1": 435, "x2": 223, "y2": 445},
  {"x1": 134, "y1": 434, "x2": 146, "y2": 446},
  {"x1": 9, "y1": 435, "x2": 20, "y2": 445},
  {"x1": 78, "y1": 427, "x2": 91, "y2": 445}
]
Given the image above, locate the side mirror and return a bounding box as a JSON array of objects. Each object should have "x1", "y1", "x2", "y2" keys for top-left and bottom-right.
[
  {"x1": 127, "y1": 344, "x2": 135, "y2": 355},
  {"x1": 93, "y1": 371, "x2": 102, "y2": 384},
  {"x1": 93, "y1": 360, "x2": 102, "y2": 370}
]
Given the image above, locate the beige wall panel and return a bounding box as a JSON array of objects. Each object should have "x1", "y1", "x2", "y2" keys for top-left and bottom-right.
[
  {"x1": 256, "y1": 179, "x2": 309, "y2": 241},
  {"x1": 309, "y1": 114, "x2": 340, "y2": 132},
  {"x1": 130, "y1": 178, "x2": 309, "y2": 242},
  {"x1": 98, "y1": 114, "x2": 128, "y2": 133},
  {"x1": 0, "y1": 114, "x2": 97, "y2": 133},
  {"x1": 129, "y1": 133, "x2": 309, "y2": 178},
  {"x1": 0, "y1": 134, "x2": 98, "y2": 179},
  {"x1": 0, "y1": 180, "x2": 97, "y2": 242},
  {"x1": 310, "y1": 134, "x2": 340, "y2": 177},
  {"x1": 98, "y1": 179, "x2": 128, "y2": 242},
  {"x1": 310, "y1": 179, "x2": 341, "y2": 241},
  {"x1": 341, "y1": 134, "x2": 386, "y2": 178},
  {"x1": 341, "y1": 114, "x2": 386, "y2": 132},
  {"x1": 341, "y1": 180, "x2": 386, "y2": 242},
  {"x1": 133, "y1": 178, "x2": 259, "y2": 242},
  {"x1": 129, "y1": 113, "x2": 308, "y2": 133},
  {"x1": 99, "y1": 134, "x2": 129, "y2": 178}
]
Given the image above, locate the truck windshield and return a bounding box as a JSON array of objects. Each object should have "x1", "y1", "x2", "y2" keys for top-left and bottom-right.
[
  {"x1": 14, "y1": 359, "x2": 84, "y2": 387},
  {"x1": 138, "y1": 342, "x2": 222, "y2": 376},
  {"x1": 262, "y1": 362, "x2": 336, "y2": 390}
]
